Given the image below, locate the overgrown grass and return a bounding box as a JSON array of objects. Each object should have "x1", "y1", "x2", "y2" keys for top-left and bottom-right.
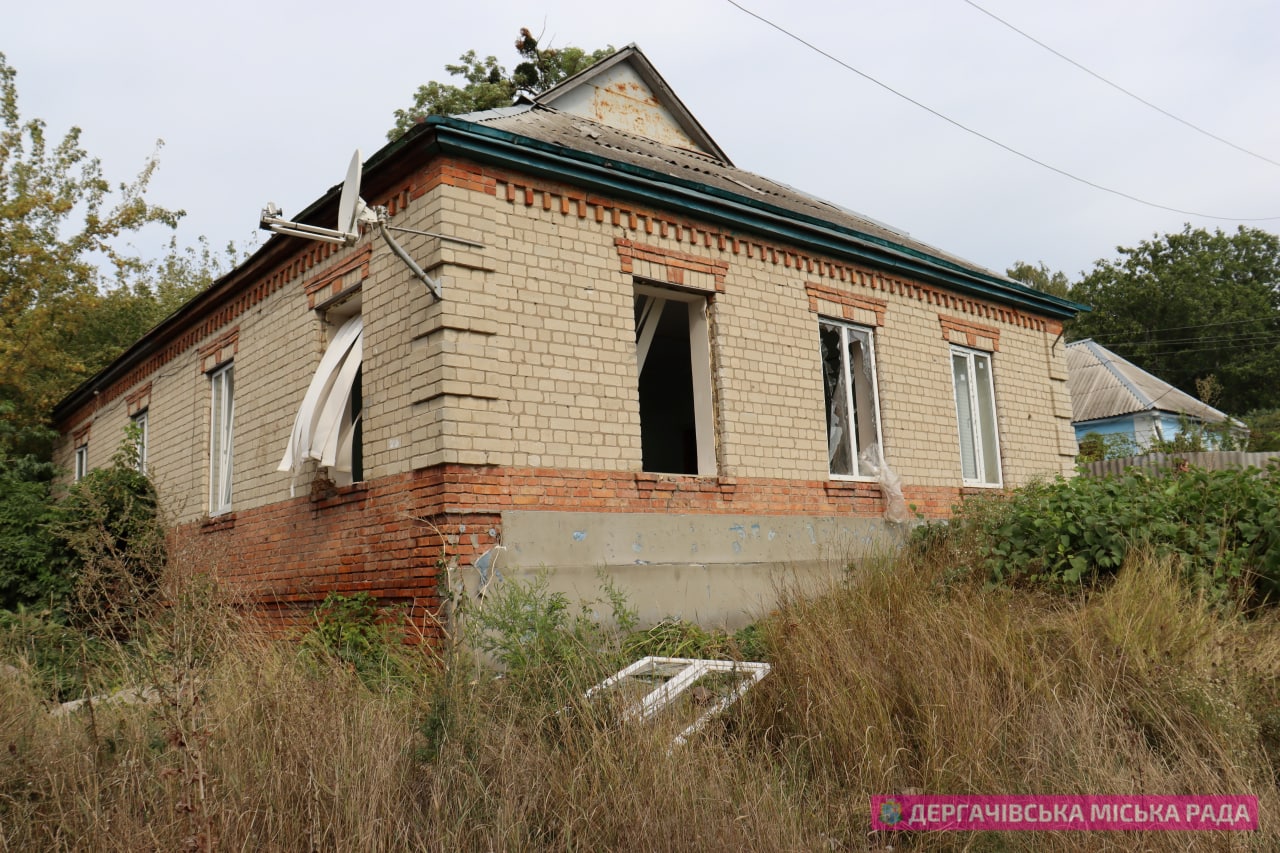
[{"x1": 3, "y1": 537, "x2": 1279, "y2": 850}]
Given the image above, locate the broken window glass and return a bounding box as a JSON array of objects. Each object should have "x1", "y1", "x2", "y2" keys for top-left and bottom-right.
[
  {"x1": 819, "y1": 320, "x2": 883, "y2": 477},
  {"x1": 634, "y1": 288, "x2": 715, "y2": 475}
]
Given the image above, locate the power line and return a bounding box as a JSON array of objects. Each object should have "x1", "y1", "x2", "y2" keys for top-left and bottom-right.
[
  {"x1": 961, "y1": 0, "x2": 1280, "y2": 170},
  {"x1": 1081, "y1": 337, "x2": 1280, "y2": 360},
  {"x1": 724, "y1": 0, "x2": 1280, "y2": 222},
  {"x1": 1095, "y1": 331, "x2": 1280, "y2": 349},
  {"x1": 1076, "y1": 316, "x2": 1271, "y2": 337}
]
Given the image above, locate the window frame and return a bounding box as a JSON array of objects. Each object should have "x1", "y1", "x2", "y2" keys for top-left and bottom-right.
[
  {"x1": 950, "y1": 346, "x2": 1002, "y2": 487},
  {"x1": 819, "y1": 318, "x2": 885, "y2": 480},
  {"x1": 131, "y1": 409, "x2": 149, "y2": 475},
  {"x1": 74, "y1": 444, "x2": 88, "y2": 481},
  {"x1": 633, "y1": 283, "x2": 717, "y2": 476},
  {"x1": 208, "y1": 362, "x2": 235, "y2": 515}
]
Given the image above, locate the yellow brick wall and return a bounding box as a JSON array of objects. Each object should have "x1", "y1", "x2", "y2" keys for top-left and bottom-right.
[{"x1": 408, "y1": 168, "x2": 1077, "y2": 488}]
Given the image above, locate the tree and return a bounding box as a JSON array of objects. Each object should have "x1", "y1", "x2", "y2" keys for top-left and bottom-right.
[
  {"x1": 0, "y1": 52, "x2": 186, "y2": 451},
  {"x1": 0, "y1": 56, "x2": 235, "y2": 457},
  {"x1": 1068, "y1": 225, "x2": 1280, "y2": 415},
  {"x1": 1006, "y1": 260, "x2": 1072, "y2": 299},
  {"x1": 388, "y1": 29, "x2": 613, "y2": 140}
]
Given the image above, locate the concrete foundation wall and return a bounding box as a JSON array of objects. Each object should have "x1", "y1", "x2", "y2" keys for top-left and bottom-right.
[{"x1": 495, "y1": 510, "x2": 903, "y2": 627}]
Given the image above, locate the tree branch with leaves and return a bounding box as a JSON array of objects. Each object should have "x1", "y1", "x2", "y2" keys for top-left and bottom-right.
[{"x1": 388, "y1": 29, "x2": 612, "y2": 140}]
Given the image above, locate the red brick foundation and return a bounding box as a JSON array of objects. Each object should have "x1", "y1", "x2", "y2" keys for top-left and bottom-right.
[{"x1": 185, "y1": 464, "x2": 974, "y2": 636}]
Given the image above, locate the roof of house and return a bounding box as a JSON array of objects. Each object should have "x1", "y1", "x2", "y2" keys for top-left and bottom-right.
[{"x1": 1065, "y1": 338, "x2": 1233, "y2": 426}]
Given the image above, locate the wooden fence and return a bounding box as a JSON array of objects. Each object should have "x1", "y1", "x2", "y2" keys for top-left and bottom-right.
[{"x1": 1080, "y1": 451, "x2": 1280, "y2": 478}]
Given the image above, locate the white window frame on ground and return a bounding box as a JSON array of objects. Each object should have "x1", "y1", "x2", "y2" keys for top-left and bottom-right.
[
  {"x1": 950, "y1": 346, "x2": 1002, "y2": 486},
  {"x1": 584, "y1": 657, "x2": 771, "y2": 747},
  {"x1": 209, "y1": 362, "x2": 235, "y2": 515},
  {"x1": 633, "y1": 284, "x2": 716, "y2": 476},
  {"x1": 131, "y1": 410, "x2": 148, "y2": 475},
  {"x1": 74, "y1": 445, "x2": 88, "y2": 481},
  {"x1": 819, "y1": 318, "x2": 884, "y2": 478}
]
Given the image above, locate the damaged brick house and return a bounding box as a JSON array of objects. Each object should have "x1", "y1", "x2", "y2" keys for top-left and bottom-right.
[{"x1": 53, "y1": 45, "x2": 1081, "y2": 631}]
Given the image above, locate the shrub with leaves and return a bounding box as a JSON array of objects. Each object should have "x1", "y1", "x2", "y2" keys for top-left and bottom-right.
[
  {"x1": 299, "y1": 590, "x2": 414, "y2": 689},
  {"x1": 54, "y1": 430, "x2": 165, "y2": 637},
  {"x1": 923, "y1": 462, "x2": 1280, "y2": 605},
  {"x1": 468, "y1": 571, "x2": 636, "y2": 699},
  {"x1": 0, "y1": 453, "x2": 71, "y2": 611}
]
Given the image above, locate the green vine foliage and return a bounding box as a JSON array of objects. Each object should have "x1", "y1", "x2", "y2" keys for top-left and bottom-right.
[{"x1": 927, "y1": 462, "x2": 1280, "y2": 606}]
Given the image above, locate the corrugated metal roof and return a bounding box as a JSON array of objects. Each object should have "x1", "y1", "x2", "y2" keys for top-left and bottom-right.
[
  {"x1": 1065, "y1": 339, "x2": 1231, "y2": 425},
  {"x1": 471, "y1": 104, "x2": 1016, "y2": 284}
]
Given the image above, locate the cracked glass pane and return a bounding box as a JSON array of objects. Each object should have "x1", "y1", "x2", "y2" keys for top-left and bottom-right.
[{"x1": 820, "y1": 322, "x2": 854, "y2": 475}]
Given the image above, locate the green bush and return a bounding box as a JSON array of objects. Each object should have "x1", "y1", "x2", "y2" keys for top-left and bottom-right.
[
  {"x1": 300, "y1": 591, "x2": 409, "y2": 687},
  {"x1": 921, "y1": 462, "x2": 1280, "y2": 605},
  {"x1": 0, "y1": 606, "x2": 106, "y2": 701},
  {"x1": 467, "y1": 571, "x2": 637, "y2": 700},
  {"x1": 0, "y1": 454, "x2": 71, "y2": 611},
  {"x1": 54, "y1": 431, "x2": 165, "y2": 638}
]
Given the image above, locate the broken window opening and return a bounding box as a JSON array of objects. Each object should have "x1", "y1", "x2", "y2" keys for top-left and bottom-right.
[
  {"x1": 634, "y1": 286, "x2": 716, "y2": 475},
  {"x1": 131, "y1": 409, "x2": 149, "y2": 475},
  {"x1": 951, "y1": 346, "x2": 1001, "y2": 486},
  {"x1": 279, "y1": 308, "x2": 364, "y2": 492},
  {"x1": 584, "y1": 656, "x2": 771, "y2": 747},
  {"x1": 819, "y1": 319, "x2": 883, "y2": 477}
]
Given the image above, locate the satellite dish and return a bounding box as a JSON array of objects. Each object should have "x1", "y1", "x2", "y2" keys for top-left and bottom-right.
[
  {"x1": 259, "y1": 148, "x2": 482, "y2": 301},
  {"x1": 337, "y1": 149, "x2": 367, "y2": 239},
  {"x1": 259, "y1": 149, "x2": 369, "y2": 246}
]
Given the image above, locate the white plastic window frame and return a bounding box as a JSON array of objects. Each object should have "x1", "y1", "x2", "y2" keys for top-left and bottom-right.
[
  {"x1": 208, "y1": 362, "x2": 235, "y2": 515},
  {"x1": 819, "y1": 318, "x2": 885, "y2": 480},
  {"x1": 950, "y1": 346, "x2": 1002, "y2": 487},
  {"x1": 633, "y1": 283, "x2": 717, "y2": 477},
  {"x1": 131, "y1": 410, "x2": 148, "y2": 475},
  {"x1": 74, "y1": 445, "x2": 88, "y2": 482},
  {"x1": 584, "y1": 656, "x2": 771, "y2": 747}
]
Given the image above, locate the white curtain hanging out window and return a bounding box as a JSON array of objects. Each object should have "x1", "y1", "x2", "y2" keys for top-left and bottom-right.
[{"x1": 278, "y1": 314, "x2": 363, "y2": 488}]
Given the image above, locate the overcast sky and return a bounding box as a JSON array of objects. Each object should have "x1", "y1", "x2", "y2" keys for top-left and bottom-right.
[{"x1": 7, "y1": 0, "x2": 1279, "y2": 283}]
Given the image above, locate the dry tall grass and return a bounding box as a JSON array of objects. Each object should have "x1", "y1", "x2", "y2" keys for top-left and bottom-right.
[{"x1": 2, "y1": 545, "x2": 1278, "y2": 851}]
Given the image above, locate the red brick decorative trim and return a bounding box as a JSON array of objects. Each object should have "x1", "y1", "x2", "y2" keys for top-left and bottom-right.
[
  {"x1": 940, "y1": 316, "x2": 1001, "y2": 352},
  {"x1": 199, "y1": 327, "x2": 240, "y2": 373},
  {"x1": 493, "y1": 171, "x2": 1054, "y2": 335},
  {"x1": 805, "y1": 282, "x2": 887, "y2": 326},
  {"x1": 304, "y1": 245, "x2": 372, "y2": 308},
  {"x1": 125, "y1": 383, "x2": 152, "y2": 416},
  {"x1": 615, "y1": 238, "x2": 730, "y2": 292}
]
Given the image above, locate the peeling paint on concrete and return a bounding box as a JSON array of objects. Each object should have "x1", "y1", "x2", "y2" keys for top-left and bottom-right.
[{"x1": 572, "y1": 530, "x2": 587, "y2": 542}]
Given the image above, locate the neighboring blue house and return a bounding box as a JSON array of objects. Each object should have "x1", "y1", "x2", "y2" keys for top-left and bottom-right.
[{"x1": 1065, "y1": 339, "x2": 1246, "y2": 450}]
